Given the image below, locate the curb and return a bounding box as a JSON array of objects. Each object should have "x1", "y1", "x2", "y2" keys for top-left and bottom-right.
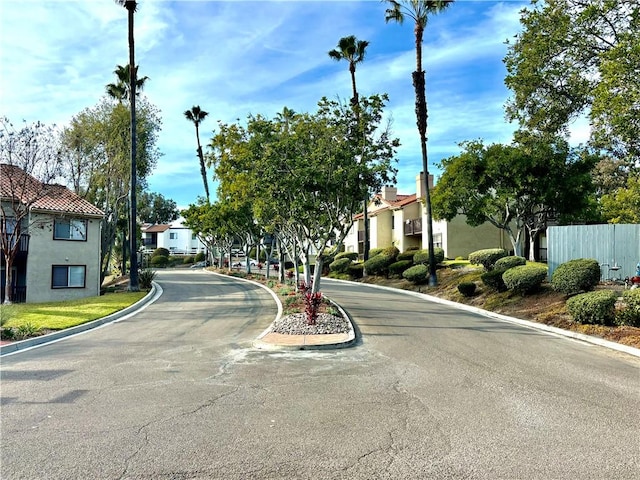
[
  {"x1": 0, "y1": 282, "x2": 163, "y2": 357},
  {"x1": 206, "y1": 270, "x2": 357, "y2": 350},
  {"x1": 324, "y1": 278, "x2": 640, "y2": 359}
]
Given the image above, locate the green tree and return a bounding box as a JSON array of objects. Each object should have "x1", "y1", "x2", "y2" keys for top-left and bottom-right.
[
  {"x1": 105, "y1": 64, "x2": 149, "y2": 103},
  {"x1": 431, "y1": 137, "x2": 596, "y2": 260},
  {"x1": 384, "y1": 0, "x2": 454, "y2": 286},
  {"x1": 137, "y1": 191, "x2": 179, "y2": 224},
  {"x1": 600, "y1": 174, "x2": 640, "y2": 224},
  {"x1": 328, "y1": 35, "x2": 372, "y2": 264},
  {"x1": 504, "y1": 0, "x2": 639, "y2": 167},
  {"x1": 184, "y1": 106, "x2": 210, "y2": 202}
]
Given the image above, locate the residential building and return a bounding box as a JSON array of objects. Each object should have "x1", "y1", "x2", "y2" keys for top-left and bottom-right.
[
  {"x1": 1, "y1": 165, "x2": 104, "y2": 303},
  {"x1": 141, "y1": 218, "x2": 206, "y2": 255},
  {"x1": 344, "y1": 173, "x2": 515, "y2": 259}
]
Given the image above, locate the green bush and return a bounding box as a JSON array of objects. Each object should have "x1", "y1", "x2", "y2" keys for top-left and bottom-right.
[
  {"x1": 152, "y1": 247, "x2": 170, "y2": 258},
  {"x1": 405, "y1": 245, "x2": 420, "y2": 252},
  {"x1": 335, "y1": 251, "x2": 359, "y2": 262},
  {"x1": 195, "y1": 252, "x2": 205, "y2": 262},
  {"x1": 183, "y1": 255, "x2": 195, "y2": 264},
  {"x1": 551, "y1": 258, "x2": 601, "y2": 296},
  {"x1": 368, "y1": 248, "x2": 384, "y2": 258},
  {"x1": 615, "y1": 289, "x2": 640, "y2": 327},
  {"x1": 457, "y1": 282, "x2": 477, "y2": 297},
  {"x1": 150, "y1": 255, "x2": 168, "y2": 267},
  {"x1": 468, "y1": 248, "x2": 508, "y2": 271},
  {"x1": 481, "y1": 269, "x2": 507, "y2": 291},
  {"x1": 389, "y1": 260, "x2": 413, "y2": 276},
  {"x1": 382, "y1": 245, "x2": 400, "y2": 261},
  {"x1": 347, "y1": 263, "x2": 364, "y2": 279},
  {"x1": 494, "y1": 255, "x2": 526, "y2": 271},
  {"x1": 566, "y1": 290, "x2": 617, "y2": 325},
  {"x1": 139, "y1": 268, "x2": 157, "y2": 289},
  {"x1": 364, "y1": 253, "x2": 395, "y2": 276},
  {"x1": 396, "y1": 250, "x2": 417, "y2": 262},
  {"x1": 329, "y1": 257, "x2": 352, "y2": 274},
  {"x1": 502, "y1": 265, "x2": 548, "y2": 294},
  {"x1": 402, "y1": 264, "x2": 429, "y2": 284},
  {"x1": 413, "y1": 247, "x2": 445, "y2": 267}
]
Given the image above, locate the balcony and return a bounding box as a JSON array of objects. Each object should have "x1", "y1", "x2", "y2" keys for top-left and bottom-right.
[
  {"x1": 0, "y1": 234, "x2": 29, "y2": 257},
  {"x1": 404, "y1": 218, "x2": 422, "y2": 236}
]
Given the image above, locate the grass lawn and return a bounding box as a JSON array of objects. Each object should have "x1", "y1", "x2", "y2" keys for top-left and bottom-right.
[{"x1": 1, "y1": 292, "x2": 147, "y2": 331}]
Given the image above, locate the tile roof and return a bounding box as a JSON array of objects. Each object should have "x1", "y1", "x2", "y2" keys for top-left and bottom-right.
[
  {"x1": 143, "y1": 224, "x2": 171, "y2": 233},
  {"x1": 1, "y1": 164, "x2": 104, "y2": 217}
]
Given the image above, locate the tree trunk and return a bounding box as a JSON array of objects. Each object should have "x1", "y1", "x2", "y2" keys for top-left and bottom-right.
[{"x1": 3, "y1": 253, "x2": 13, "y2": 304}]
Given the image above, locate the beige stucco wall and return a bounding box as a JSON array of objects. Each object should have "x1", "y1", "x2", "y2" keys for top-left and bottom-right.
[
  {"x1": 430, "y1": 215, "x2": 514, "y2": 259},
  {"x1": 26, "y1": 212, "x2": 102, "y2": 303},
  {"x1": 370, "y1": 210, "x2": 393, "y2": 249}
]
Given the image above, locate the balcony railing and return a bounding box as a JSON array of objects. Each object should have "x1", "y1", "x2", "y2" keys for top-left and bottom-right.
[
  {"x1": 0, "y1": 234, "x2": 29, "y2": 256},
  {"x1": 404, "y1": 218, "x2": 422, "y2": 236},
  {"x1": 0, "y1": 285, "x2": 26, "y2": 304}
]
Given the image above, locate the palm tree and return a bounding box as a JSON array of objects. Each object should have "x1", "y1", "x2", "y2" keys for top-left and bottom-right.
[
  {"x1": 106, "y1": 64, "x2": 149, "y2": 102},
  {"x1": 328, "y1": 35, "x2": 372, "y2": 263},
  {"x1": 114, "y1": 0, "x2": 140, "y2": 291},
  {"x1": 384, "y1": 0, "x2": 453, "y2": 286},
  {"x1": 184, "y1": 106, "x2": 210, "y2": 202}
]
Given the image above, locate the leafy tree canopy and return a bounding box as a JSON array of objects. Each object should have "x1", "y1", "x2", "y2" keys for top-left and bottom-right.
[{"x1": 137, "y1": 191, "x2": 178, "y2": 224}]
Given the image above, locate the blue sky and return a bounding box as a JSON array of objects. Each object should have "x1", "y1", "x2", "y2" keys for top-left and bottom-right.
[{"x1": 0, "y1": 0, "x2": 563, "y2": 209}]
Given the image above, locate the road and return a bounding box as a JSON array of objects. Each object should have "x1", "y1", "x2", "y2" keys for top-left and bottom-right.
[{"x1": 1, "y1": 271, "x2": 639, "y2": 479}]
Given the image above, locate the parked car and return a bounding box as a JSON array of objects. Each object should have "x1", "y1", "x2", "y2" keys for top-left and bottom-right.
[{"x1": 190, "y1": 261, "x2": 207, "y2": 268}]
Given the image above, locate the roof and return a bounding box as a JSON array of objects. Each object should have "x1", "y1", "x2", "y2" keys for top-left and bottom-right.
[
  {"x1": 1, "y1": 164, "x2": 104, "y2": 217},
  {"x1": 143, "y1": 224, "x2": 171, "y2": 233},
  {"x1": 352, "y1": 192, "x2": 419, "y2": 221}
]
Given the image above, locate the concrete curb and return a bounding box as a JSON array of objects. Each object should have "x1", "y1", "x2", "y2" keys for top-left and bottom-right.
[
  {"x1": 325, "y1": 278, "x2": 640, "y2": 359},
  {"x1": 205, "y1": 270, "x2": 357, "y2": 350},
  {"x1": 0, "y1": 282, "x2": 163, "y2": 357}
]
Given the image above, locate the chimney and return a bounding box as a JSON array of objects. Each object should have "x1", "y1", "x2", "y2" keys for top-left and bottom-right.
[
  {"x1": 381, "y1": 185, "x2": 397, "y2": 202},
  {"x1": 415, "y1": 172, "x2": 434, "y2": 200}
]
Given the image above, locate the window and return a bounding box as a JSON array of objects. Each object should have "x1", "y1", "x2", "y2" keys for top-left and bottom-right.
[
  {"x1": 54, "y1": 218, "x2": 87, "y2": 241},
  {"x1": 52, "y1": 265, "x2": 86, "y2": 288},
  {"x1": 192, "y1": 233, "x2": 197, "y2": 240},
  {"x1": 433, "y1": 233, "x2": 443, "y2": 249},
  {"x1": 170, "y1": 232, "x2": 178, "y2": 240}
]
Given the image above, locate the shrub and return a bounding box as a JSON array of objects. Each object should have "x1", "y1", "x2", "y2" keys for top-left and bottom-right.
[
  {"x1": 396, "y1": 250, "x2": 416, "y2": 262},
  {"x1": 347, "y1": 263, "x2": 364, "y2": 279},
  {"x1": 413, "y1": 247, "x2": 445, "y2": 267},
  {"x1": 139, "y1": 268, "x2": 156, "y2": 289},
  {"x1": 468, "y1": 248, "x2": 508, "y2": 271},
  {"x1": 566, "y1": 290, "x2": 617, "y2": 325},
  {"x1": 368, "y1": 248, "x2": 384, "y2": 258},
  {"x1": 150, "y1": 255, "x2": 168, "y2": 267},
  {"x1": 335, "y1": 251, "x2": 359, "y2": 262},
  {"x1": 502, "y1": 265, "x2": 548, "y2": 294},
  {"x1": 615, "y1": 289, "x2": 640, "y2": 327},
  {"x1": 183, "y1": 255, "x2": 195, "y2": 264},
  {"x1": 152, "y1": 247, "x2": 170, "y2": 258},
  {"x1": 195, "y1": 252, "x2": 205, "y2": 262},
  {"x1": 494, "y1": 255, "x2": 526, "y2": 271},
  {"x1": 389, "y1": 260, "x2": 413, "y2": 276},
  {"x1": 457, "y1": 282, "x2": 477, "y2": 297},
  {"x1": 402, "y1": 264, "x2": 429, "y2": 284},
  {"x1": 364, "y1": 253, "x2": 395, "y2": 276},
  {"x1": 551, "y1": 258, "x2": 601, "y2": 296},
  {"x1": 405, "y1": 245, "x2": 420, "y2": 252},
  {"x1": 382, "y1": 245, "x2": 400, "y2": 261},
  {"x1": 329, "y1": 257, "x2": 352, "y2": 274},
  {"x1": 481, "y1": 269, "x2": 508, "y2": 291}
]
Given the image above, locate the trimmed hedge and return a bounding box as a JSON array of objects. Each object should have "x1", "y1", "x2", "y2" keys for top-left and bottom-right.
[
  {"x1": 481, "y1": 269, "x2": 507, "y2": 291},
  {"x1": 566, "y1": 290, "x2": 617, "y2": 325},
  {"x1": 389, "y1": 260, "x2": 413, "y2": 276},
  {"x1": 468, "y1": 248, "x2": 508, "y2": 271},
  {"x1": 502, "y1": 265, "x2": 548, "y2": 294},
  {"x1": 494, "y1": 255, "x2": 526, "y2": 271},
  {"x1": 347, "y1": 263, "x2": 364, "y2": 279},
  {"x1": 396, "y1": 250, "x2": 417, "y2": 262},
  {"x1": 382, "y1": 246, "x2": 400, "y2": 261},
  {"x1": 616, "y1": 289, "x2": 640, "y2": 327},
  {"x1": 364, "y1": 253, "x2": 395, "y2": 276},
  {"x1": 183, "y1": 255, "x2": 195, "y2": 264},
  {"x1": 195, "y1": 252, "x2": 205, "y2": 262},
  {"x1": 402, "y1": 264, "x2": 429, "y2": 284},
  {"x1": 335, "y1": 251, "x2": 359, "y2": 261},
  {"x1": 457, "y1": 282, "x2": 477, "y2": 297},
  {"x1": 368, "y1": 248, "x2": 384, "y2": 258},
  {"x1": 413, "y1": 247, "x2": 445, "y2": 267},
  {"x1": 152, "y1": 247, "x2": 170, "y2": 258},
  {"x1": 150, "y1": 255, "x2": 168, "y2": 267},
  {"x1": 329, "y1": 257, "x2": 352, "y2": 274},
  {"x1": 551, "y1": 258, "x2": 601, "y2": 296}
]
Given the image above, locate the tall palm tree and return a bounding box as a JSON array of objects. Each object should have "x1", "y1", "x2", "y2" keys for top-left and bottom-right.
[
  {"x1": 384, "y1": 0, "x2": 453, "y2": 286},
  {"x1": 115, "y1": 0, "x2": 140, "y2": 291},
  {"x1": 328, "y1": 35, "x2": 372, "y2": 263},
  {"x1": 106, "y1": 64, "x2": 149, "y2": 102},
  {"x1": 184, "y1": 106, "x2": 210, "y2": 202}
]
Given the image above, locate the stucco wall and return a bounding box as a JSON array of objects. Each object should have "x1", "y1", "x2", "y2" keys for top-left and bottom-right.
[
  {"x1": 434, "y1": 215, "x2": 513, "y2": 259},
  {"x1": 26, "y1": 213, "x2": 102, "y2": 303}
]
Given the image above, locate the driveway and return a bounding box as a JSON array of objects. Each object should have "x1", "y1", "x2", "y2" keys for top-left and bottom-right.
[{"x1": 1, "y1": 271, "x2": 638, "y2": 479}]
